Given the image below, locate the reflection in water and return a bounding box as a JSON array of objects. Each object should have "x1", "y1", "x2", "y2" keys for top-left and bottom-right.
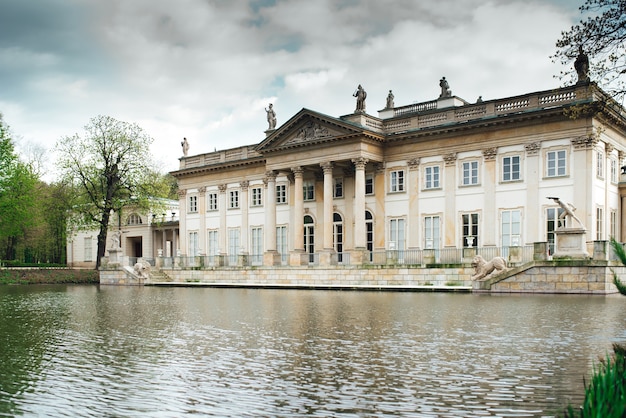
[{"x1": 0, "y1": 286, "x2": 625, "y2": 417}]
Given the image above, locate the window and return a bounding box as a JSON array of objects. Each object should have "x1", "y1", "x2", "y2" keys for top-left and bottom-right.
[
  {"x1": 189, "y1": 195, "x2": 198, "y2": 213},
  {"x1": 208, "y1": 193, "x2": 218, "y2": 211},
  {"x1": 547, "y1": 207, "x2": 564, "y2": 255},
  {"x1": 127, "y1": 213, "x2": 143, "y2": 225},
  {"x1": 84, "y1": 237, "x2": 92, "y2": 262},
  {"x1": 303, "y1": 181, "x2": 315, "y2": 201},
  {"x1": 251, "y1": 187, "x2": 263, "y2": 207},
  {"x1": 277, "y1": 225, "x2": 288, "y2": 264},
  {"x1": 389, "y1": 218, "x2": 406, "y2": 251},
  {"x1": 228, "y1": 228, "x2": 240, "y2": 264},
  {"x1": 229, "y1": 190, "x2": 239, "y2": 209},
  {"x1": 365, "y1": 174, "x2": 374, "y2": 195},
  {"x1": 501, "y1": 210, "x2": 521, "y2": 248},
  {"x1": 462, "y1": 161, "x2": 479, "y2": 185},
  {"x1": 611, "y1": 210, "x2": 618, "y2": 239},
  {"x1": 462, "y1": 213, "x2": 479, "y2": 247},
  {"x1": 304, "y1": 215, "x2": 315, "y2": 263},
  {"x1": 189, "y1": 231, "x2": 199, "y2": 256},
  {"x1": 276, "y1": 184, "x2": 287, "y2": 204},
  {"x1": 390, "y1": 170, "x2": 405, "y2": 192},
  {"x1": 611, "y1": 158, "x2": 618, "y2": 183},
  {"x1": 546, "y1": 150, "x2": 566, "y2": 177},
  {"x1": 502, "y1": 155, "x2": 521, "y2": 182},
  {"x1": 596, "y1": 207, "x2": 604, "y2": 240},
  {"x1": 366, "y1": 211, "x2": 374, "y2": 258},
  {"x1": 333, "y1": 213, "x2": 344, "y2": 263},
  {"x1": 424, "y1": 216, "x2": 440, "y2": 249},
  {"x1": 207, "y1": 230, "x2": 219, "y2": 256},
  {"x1": 425, "y1": 166, "x2": 440, "y2": 189},
  {"x1": 596, "y1": 150, "x2": 604, "y2": 178},
  {"x1": 251, "y1": 227, "x2": 263, "y2": 264},
  {"x1": 334, "y1": 178, "x2": 344, "y2": 198}
]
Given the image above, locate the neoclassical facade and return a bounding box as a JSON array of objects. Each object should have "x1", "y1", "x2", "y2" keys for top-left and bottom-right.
[{"x1": 171, "y1": 80, "x2": 626, "y2": 267}]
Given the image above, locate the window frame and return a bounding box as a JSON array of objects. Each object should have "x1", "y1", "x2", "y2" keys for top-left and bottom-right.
[
  {"x1": 389, "y1": 170, "x2": 405, "y2": 193},
  {"x1": 502, "y1": 154, "x2": 521, "y2": 182},
  {"x1": 424, "y1": 165, "x2": 441, "y2": 190},
  {"x1": 461, "y1": 160, "x2": 479, "y2": 186},
  {"x1": 276, "y1": 184, "x2": 287, "y2": 204},
  {"x1": 188, "y1": 195, "x2": 198, "y2": 213},
  {"x1": 208, "y1": 192, "x2": 218, "y2": 211},
  {"x1": 229, "y1": 190, "x2": 240, "y2": 209},
  {"x1": 545, "y1": 149, "x2": 567, "y2": 178},
  {"x1": 303, "y1": 181, "x2": 315, "y2": 201},
  {"x1": 251, "y1": 186, "x2": 263, "y2": 207}
]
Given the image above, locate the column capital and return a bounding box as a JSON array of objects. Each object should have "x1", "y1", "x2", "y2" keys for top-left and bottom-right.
[
  {"x1": 177, "y1": 189, "x2": 187, "y2": 197},
  {"x1": 218, "y1": 184, "x2": 227, "y2": 193},
  {"x1": 351, "y1": 157, "x2": 369, "y2": 170},
  {"x1": 407, "y1": 157, "x2": 420, "y2": 170},
  {"x1": 198, "y1": 186, "x2": 207, "y2": 194},
  {"x1": 444, "y1": 153, "x2": 457, "y2": 166},
  {"x1": 483, "y1": 147, "x2": 497, "y2": 161},
  {"x1": 291, "y1": 166, "x2": 304, "y2": 177},
  {"x1": 264, "y1": 170, "x2": 277, "y2": 181},
  {"x1": 320, "y1": 161, "x2": 334, "y2": 173},
  {"x1": 239, "y1": 180, "x2": 249, "y2": 190},
  {"x1": 525, "y1": 142, "x2": 541, "y2": 156}
]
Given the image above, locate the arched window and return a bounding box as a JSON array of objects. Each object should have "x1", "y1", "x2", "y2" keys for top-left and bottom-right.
[
  {"x1": 333, "y1": 213, "x2": 343, "y2": 263},
  {"x1": 304, "y1": 215, "x2": 315, "y2": 263},
  {"x1": 365, "y1": 210, "x2": 374, "y2": 261},
  {"x1": 127, "y1": 213, "x2": 143, "y2": 225}
]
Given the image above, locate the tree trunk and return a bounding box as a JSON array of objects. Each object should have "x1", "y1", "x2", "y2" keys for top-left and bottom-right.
[{"x1": 95, "y1": 210, "x2": 111, "y2": 270}]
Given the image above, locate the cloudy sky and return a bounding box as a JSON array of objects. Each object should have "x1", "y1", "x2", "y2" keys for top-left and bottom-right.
[{"x1": 1, "y1": 0, "x2": 582, "y2": 179}]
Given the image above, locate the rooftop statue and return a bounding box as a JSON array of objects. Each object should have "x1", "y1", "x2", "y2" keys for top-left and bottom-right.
[
  {"x1": 548, "y1": 197, "x2": 585, "y2": 229},
  {"x1": 353, "y1": 84, "x2": 367, "y2": 113},
  {"x1": 181, "y1": 137, "x2": 189, "y2": 157},
  {"x1": 574, "y1": 45, "x2": 590, "y2": 84},
  {"x1": 265, "y1": 103, "x2": 277, "y2": 130},
  {"x1": 385, "y1": 90, "x2": 394, "y2": 109},
  {"x1": 439, "y1": 77, "x2": 452, "y2": 98}
]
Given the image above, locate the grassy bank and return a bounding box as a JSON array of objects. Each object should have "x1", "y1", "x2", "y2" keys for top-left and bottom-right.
[{"x1": 0, "y1": 269, "x2": 99, "y2": 285}]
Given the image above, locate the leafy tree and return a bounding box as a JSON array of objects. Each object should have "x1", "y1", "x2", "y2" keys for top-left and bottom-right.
[
  {"x1": 0, "y1": 114, "x2": 38, "y2": 260},
  {"x1": 57, "y1": 115, "x2": 165, "y2": 269},
  {"x1": 554, "y1": 0, "x2": 626, "y2": 101}
]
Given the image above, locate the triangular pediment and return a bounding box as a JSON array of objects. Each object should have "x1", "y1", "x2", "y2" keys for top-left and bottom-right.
[{"x1": 255, "y1": 108, "x2": 379, "y2": 153}]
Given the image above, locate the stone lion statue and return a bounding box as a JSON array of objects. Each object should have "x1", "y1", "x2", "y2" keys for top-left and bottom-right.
[
  {"x1": 471, "y1": 255, "x2": 507, "y2": 280},
  {"x1": 133, "y1": 259, "x2": 151, "y2": 279}
]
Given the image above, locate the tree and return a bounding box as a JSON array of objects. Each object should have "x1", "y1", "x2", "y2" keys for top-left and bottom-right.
[
  {"x1": 554, "y1": 0, "x2": 626, "y2": 101},
  {"x1": 0, "y1": 114, "x2": 38, "y2": 260},
  {"x1": 57, "y1": 115, "x2": 164, "y2": 269}
]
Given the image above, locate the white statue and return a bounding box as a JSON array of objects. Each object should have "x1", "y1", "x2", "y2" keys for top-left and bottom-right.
[
  {"x1": 133, "y1": 259, "x2": 151, "y2": 279},
  {"x1": 110, "y1": 230, "x2": 122, "y2": 249},
  {"x1": 471, "y1": 255, "x2": 507, "y2": 280},
  {"x1": 265, "y1": 104, "x2": 277, "y2": 130},
  {"x1": 181, "y1": 137, "x2": 190, "y2": 156},
  {"x1": 548, "y1": 197, "x2": 585, "y2": 229}
]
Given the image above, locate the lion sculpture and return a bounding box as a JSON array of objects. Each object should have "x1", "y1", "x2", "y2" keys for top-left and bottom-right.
[
  {"x1": 133, "y1": 259, "x2": 151, "y2": 279},
  {"x1": 471, "y1": 255, "x2": 507, "y2": 280}
]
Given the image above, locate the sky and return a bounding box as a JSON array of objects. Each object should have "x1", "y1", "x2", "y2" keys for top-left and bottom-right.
[{"x1": 0, "y1": 0, "x2": 583, "y2": 180}]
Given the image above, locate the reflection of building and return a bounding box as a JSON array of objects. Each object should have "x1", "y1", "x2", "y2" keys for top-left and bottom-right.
[
  {"x1": 67, "y1": 200, "x2": 179, "y2": 268},
  {"x1": 171, "y1": 81, "x2": 626, "y2": 267}
]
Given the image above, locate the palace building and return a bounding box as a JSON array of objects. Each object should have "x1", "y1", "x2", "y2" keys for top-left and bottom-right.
[{"x1": 170, "y1": 77, "x2": 626, "y2": 268}]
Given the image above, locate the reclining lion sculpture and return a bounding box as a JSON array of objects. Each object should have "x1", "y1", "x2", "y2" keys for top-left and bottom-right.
[
  {"x1": 471, "y1": 255, "x2": 507, "y2": 280},
  {"x1": 133, "y1": 259, "x2": 151, "y2": 279}
]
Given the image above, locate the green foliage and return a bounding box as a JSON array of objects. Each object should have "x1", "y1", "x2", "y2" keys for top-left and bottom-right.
[
  {"x1": 610, "y1": 238, "x2": 626, "y2": 295},
  {"x1": 554, "y1": 0, "x2": 626, "y2": 101},
  {"x1": 565, "y1": 344, "x2": 626, "y2": 417}
]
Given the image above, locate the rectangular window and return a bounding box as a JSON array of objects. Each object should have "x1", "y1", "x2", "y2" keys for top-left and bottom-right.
[
  {"x1": 611, "y1": 210, "x2": 618, "y2": 239},
  {"x1": 228, "y1": 228, "x2": 240, "y2": 265},
  {"x1": 276, "y1": 184, "x2": 287, "y2": 204},
  {"x1": 546, "y1": 150, "x2": 566, "y2": 177},
  {"x1": 303, "y1": 181, "x2": 315, "y2": 201},
  {"x1": 207, "y1": 230, "x2": 219, "y2": 256},
  {"x1": 547, "y1": 207, "x2": 565, "y2": 255},
  {"x1": 424, "y1": 216, "x2": 440, "y2": 249},
  {"x1": 502, "y1": 155, "x2": 521, "y2": 182},
  {"x1": 208, "y1": 193, "x2": 218, "y2": 211},
  {"x1": 251, "y1": 187, "x2": 263, "y2": 207},
  {"x1": 596, "y1": 150, "x2": 604, "y2": 178},
  {"x1": 365, "y1": 174, "x2": 374, "y2": 195},
  {"x1": 229, "y1": 190, "x2": 239, "y2": 209},
  {"x1": 251, "y1": 227, "x2": 263, "y2": 264},
  {"x1": 596, "y1": 207, "x2": 604, "y2": 240},
  {"x1": 334, "y1": 178, "x2": 344, "y2": 198},
  {"x1": 84, "y1": 237, "x2": 92, "y2": 262},
  {"x1": 462, "y1": 161, "x2": 479, "y2": 185},
  {"x1": 501, "y1": 210, "x2": 521, "y2": 248},
  {"x1": 189, "y1": 231, "x2": 199, "y2": 256},
  {"x1": 389, "y1": 218, "x2": 406, "y2": 251},
  {"x1": 188, "y1": 195, "x2": 198, "y2": 213},
  {"x1": 462, "y1": 213, "x2": 479, "y2": 247},
  {"x1": 277, "y1": 225, "x2": 288, "y2": 264},
  {"x1": 611, "y1": 158, "x2": 618, "y2": 183},
  {"x1": 390, "y1": 170, "x2": 405, "y2": 192},
  {"x1": 425, "y1": 166, "x2": 440, "y2": 189}
]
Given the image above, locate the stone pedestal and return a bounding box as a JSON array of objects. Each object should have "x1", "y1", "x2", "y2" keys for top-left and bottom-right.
[
  {"x1": 107, "y1": 248, "x2": 122, "y2": 264},
  {"x1": 318, "y1": 250, "x2": 337, "y2": 266},
  {"x1": 289, "y1": 250, "x2": 309, "y2": 266},
  {"x1": 553, "y1": 228, "x2": 589, "y2": 259},
  {"x1": 350, "y1": 248, "x2": 368, "y2": 265},
  {"x1": 263, "y1": 250, "x2": 281, "y2": 266}
]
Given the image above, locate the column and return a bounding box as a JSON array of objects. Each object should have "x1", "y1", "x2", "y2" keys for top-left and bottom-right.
[
  {"x1": 290, "y1": 166, "x2": 307, "y2": 266},
  {"x1": 263, "y1": 171, "x2": 280, "y2": 265},
  {"x1": 351, "y1": 158, "x2": 368, "y2": 265},
  {"x1": 239, "y1": 180, "x2": 249, "y2": 266},
  {"x1": 198, "y1": 186, "x2": 206, "y2": 255},
  {"x1": 524, "y1": 142, "x2": 541, "y2": 243},
  {"x1": 443, "y1": 153, "x2": 457, "y2": 247},
  {"x1": 482, "y1": 148, "x2": 497, "y2": 246},
  {"x1": 320, "y1": 161, "x2": 335, "y2": 265},
  {"x1": 407, "y1": 158, "x2": 420, "y2": 249},
  {"x1": 217, "y1": 184, "x2": 227, "y2": 266},
  {"x1": 177, "y1": 189, "x2": 187, "y2": 257}
]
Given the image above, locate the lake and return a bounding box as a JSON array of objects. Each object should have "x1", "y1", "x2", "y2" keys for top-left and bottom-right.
[{"x1": 1, "y1": 285, "x2": 624, "y2": 417}]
